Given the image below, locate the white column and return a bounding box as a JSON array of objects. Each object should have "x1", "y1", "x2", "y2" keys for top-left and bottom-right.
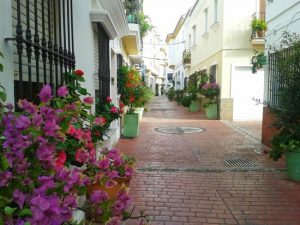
[{"x1": 0, "y1": 0, "x2": 15, "y2": 105}]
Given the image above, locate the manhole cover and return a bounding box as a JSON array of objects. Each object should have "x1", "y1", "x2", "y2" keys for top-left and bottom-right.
[
  {"x1": 154, "y1": 126, "x2": 206, "y2": 134},
  {"x1": 151, "y1": 108, "x2": 176, "y2": 111},
  {"x1": 225, "y1": 159, "x2": 255, "y2": 166}
]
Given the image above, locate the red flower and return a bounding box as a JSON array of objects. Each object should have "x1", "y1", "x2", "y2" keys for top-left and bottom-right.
[
  {"x1": 68, "y1": 125, "x2": 77, "y2": 136},
  {"x1": 119, "y1": 102, "x2": 125, "y2": 108},
  {"x1": 129, "y1": 95, "x2": 135, "y2": 103},
  {"x1": 74, "y1": 69, "x2": 84, "y2": 76},
  {"x1": 56, "y1": 151, "x2": 66, "y2": 168}
]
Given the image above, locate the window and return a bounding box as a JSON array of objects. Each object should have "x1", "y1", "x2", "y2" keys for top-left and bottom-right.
[
  {"x1": 192, "y1": 25, "x2": 197, "y2": 46},
  {"x1": 95, "y1": 23, "x2": 110, "y2": 103},
  {"x1": 188, "y1": 34, "x2": 191, "y2": 49},
  {"x1": 210, "y1": 65, "x2": 217, "y2": 82},
  {"x1": 214, "y1": 0, "x2": 218, "y2": 23},
  {"x1": 204, "y1": 8, "x2": 208, "y2": 33},
  {"x1": 13, "y1": 0, "x2": 75, "y2": 104}
]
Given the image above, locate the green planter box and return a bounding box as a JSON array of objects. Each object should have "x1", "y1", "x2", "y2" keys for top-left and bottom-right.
[
  {"x1": 189, "y1": 100, "x2": 200, "y2": 112},
  {"x1": 134, "y1": 107, "x2": 144, "y2": 121},
  {"x1": 285, "y1": 151, "x2": 300, "y2": 181},
  {"x1": 123, "y1": 113, "x2": 139, "y2": 137},
  {"x1": 205, "y1": 103, "x2": 218, "y2": 119}
]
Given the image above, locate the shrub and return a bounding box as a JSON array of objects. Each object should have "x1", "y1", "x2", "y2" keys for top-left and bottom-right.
[
  {"x1": 181, "y1": 95, "x2": 194, "y2": 107},
  {"x1": 167, "y1": 87, "x2": 175, "y2": 101}
]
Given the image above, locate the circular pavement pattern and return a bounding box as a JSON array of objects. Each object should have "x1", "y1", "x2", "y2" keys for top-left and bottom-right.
[{"x1": 154, "y1": 126, "x2": 206, "y2": 134}]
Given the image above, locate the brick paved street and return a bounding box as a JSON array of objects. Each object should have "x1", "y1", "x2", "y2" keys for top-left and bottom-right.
[{"x1": 116, "y1": 96, "x2": 300, "y2": 225}]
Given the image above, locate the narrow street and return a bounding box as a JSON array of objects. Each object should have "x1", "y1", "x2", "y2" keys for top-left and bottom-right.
[{"x1": 117, "y1": 96, "x2": 300, "y2": 225}]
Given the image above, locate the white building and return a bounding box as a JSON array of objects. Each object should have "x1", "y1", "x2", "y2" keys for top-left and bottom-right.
[
  {"x1": 143, "y1": 29, "x2": 166, "y2": 95},
  {"x1": 166, "y1": 12, "x2": 189, "y2": 91}
]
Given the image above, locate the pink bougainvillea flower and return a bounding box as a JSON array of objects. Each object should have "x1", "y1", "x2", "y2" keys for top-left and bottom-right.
[
  {"x1": 97, "y1": 157, "x2": 110, "y2": 170},
  {"x1": 38, "y1": 84, "x2": 52, "y2": 103},
  {"x1": 75, "y1": 148, "x2": 89, "y2": 163},
  {"x1": 106, "y1": 96, "x2": 112, "y2": 103},
  {"x1": 57, "y1": 86, "x2": 68, "y2": 97},
  {"x1": 83, "y1": 96, "x2": 93, "y2": 104},
  {"x1": 74, "y1": 69, "x2": 84, "y2": 76},
  {"x1": 90, "y1": 190, "x2": 108, "y2": 204},
  {"x1": 110, "y1": 106, "x2": 118, "y2": 114}
]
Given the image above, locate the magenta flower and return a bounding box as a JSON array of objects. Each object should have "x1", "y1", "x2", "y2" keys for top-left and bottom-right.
[
  {"x1": 38, "y1": 84, "x2": 52, "y2": 103},
  {"x1": 13, "y1": 189, "x2": 26, "y2": 209},
  {"x1": 90, "y1": 190, "x2": 109, "y2": 204},
  {"x1": 0, "y1": 171, "x2": 12, "y2": 187},
  {"x1": 57, "y1": 86, "x2": 68, "y2": 97},
  {"x1": 110, "y1": 106, "x2": 119, "y2": 114},
  {"x1": 83, "y1": 96, "x2": 94, "y2": 104},
  {"x1": 125, "y1": 166, "x2": 134, "y2": 177},
  {"x1": 95, "y1": 117, "x2": 106, "y2": 126},
  {"x1": 15, "y1": 115, "x2": 31, "y2": 130},
  {"x1": 97, "y1": 157, "x2": 110, "y2": 169}
]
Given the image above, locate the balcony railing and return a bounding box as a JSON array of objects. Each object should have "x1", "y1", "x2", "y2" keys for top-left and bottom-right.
[{"x1": 183, "y1": 50, "x2": 191, "y2": 65}]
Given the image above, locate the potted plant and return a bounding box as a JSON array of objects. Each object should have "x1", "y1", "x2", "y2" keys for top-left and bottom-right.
[
  {"x1": 187, "y1": 73, "x2": 200, "y2": 112},
  {"x1": 119, "y1": 67, "x2": 142, "y2": 137},
  {"x1": 251, "y1": 18, "x2": 267, "y2": 37},
  {"x1": 200, "y1": 82, "x2": 220, "y2": 119}
]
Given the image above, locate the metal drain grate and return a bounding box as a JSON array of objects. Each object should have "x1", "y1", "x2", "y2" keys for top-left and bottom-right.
[{"x1": 225, "y1": 159, "x2": 255, "y2": 166}]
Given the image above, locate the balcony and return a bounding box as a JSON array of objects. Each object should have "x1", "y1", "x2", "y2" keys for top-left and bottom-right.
[
  {"x1": 183, "y1": 50, "x2": 191, "y2": 68},
  {"x1": 250, "y1": 12, "x2": 266, "y2": 50}
]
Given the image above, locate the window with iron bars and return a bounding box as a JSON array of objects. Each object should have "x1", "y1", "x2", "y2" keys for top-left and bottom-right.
[
  {"x1": 13, "y1": 0, "x2": 75, "y2": 105},
  {"x1": 94, "y1": 23, "x2": 110, "y2": 104}
]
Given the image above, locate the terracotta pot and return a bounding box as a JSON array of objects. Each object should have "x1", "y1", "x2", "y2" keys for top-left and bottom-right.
[
  {"x1": 87, "y1": 177, "x2": 131, "y2": 199},
  {"x1": 87, "y1": 182, "x2": 123, "y2": 199}
]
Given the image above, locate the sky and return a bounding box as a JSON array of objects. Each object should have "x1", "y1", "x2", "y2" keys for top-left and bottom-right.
[{"x1": 143, "y1": 0, "x2": 196, "y2": 41}]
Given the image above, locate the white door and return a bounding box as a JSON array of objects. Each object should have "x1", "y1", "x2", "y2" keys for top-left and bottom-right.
[{"x1": 231, "y1": 66, "x2": 264, "y2": 121}]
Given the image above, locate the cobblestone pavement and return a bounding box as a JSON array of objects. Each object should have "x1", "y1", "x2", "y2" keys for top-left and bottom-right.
[{"x1": 116, "y1": 96, "x2": 300, "y2": 225}]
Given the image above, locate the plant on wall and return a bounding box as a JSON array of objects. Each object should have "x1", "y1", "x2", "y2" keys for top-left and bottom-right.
[
  {"x1": 250, "y1": 52, "x2": 267, "y2": 73},
  {"x1": 137, "y1": 12, "x2": 153, "y2": 38}
]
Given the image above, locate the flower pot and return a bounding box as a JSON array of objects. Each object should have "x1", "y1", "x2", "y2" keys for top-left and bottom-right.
[
  {"x1": 134, "y1": 107, "x2": 144, "y2": 121},
  {"x1": 189, "y1": 100, "x2": 200, "y2": 112},
  {"x1": 123, "y1": 113, "x2": 139, "y2": 137},
  {"x1": 205, "y1": 103, "x2": 218, "y2": 119},
  {"x1": 285, "y1": 151, "x2": 300, "y2": 181},
  {"x1": 257, "y1": 30, "x2": 265, "y2": 38}
]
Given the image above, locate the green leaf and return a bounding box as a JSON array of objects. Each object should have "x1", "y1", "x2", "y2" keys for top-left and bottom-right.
[
  {"x1": 4, "y1": 206, "x2": 17, "y2": 216},
  {"x1": 18, "y1": 208, "x2": 32, "y2": 217},
  {"x1": 78, "y1": 87, "x2": 88, "y2": 95},
  {"x1": 0, "y1": 64, "x2": 3, "y2": 72},
  {"x1": 0, "y1": 196, "x2": 10, "y2": 208},
  {"x1": 24, "y1": 222, "x2": 31, "y2": 225},
  {"x1": 0, "y1": 155, "x2": 9, "y2": 170},
  {"x1": 0, "y1": 91, "x2": 6, "y2": 102},
  {"x1": 0, "y1": 217, "x2": 4, "y2": 225}
]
